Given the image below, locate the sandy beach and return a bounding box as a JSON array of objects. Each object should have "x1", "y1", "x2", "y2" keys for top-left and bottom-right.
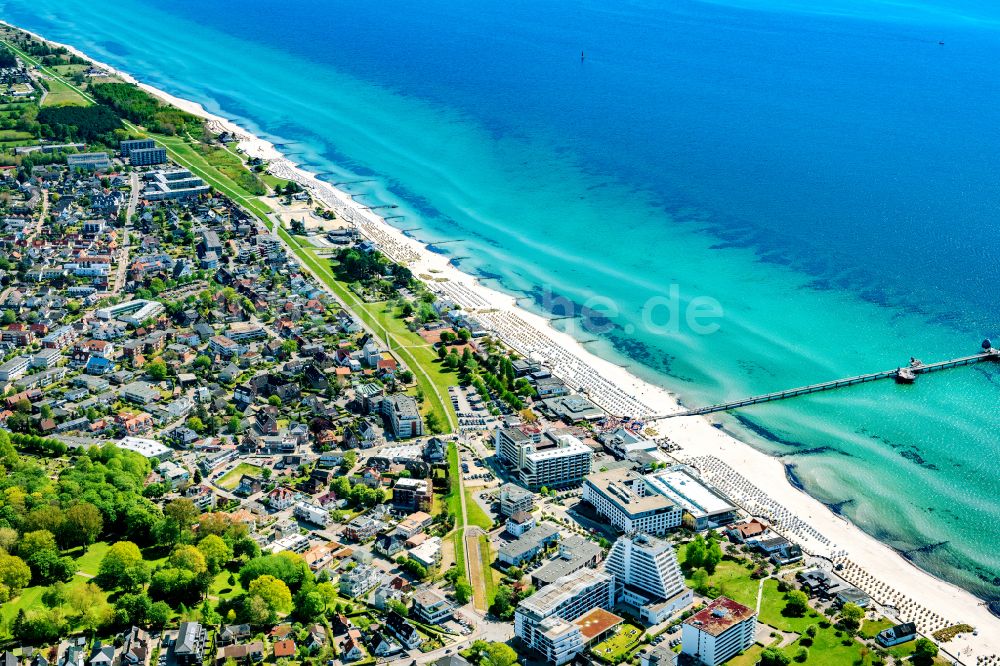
[{"x1": 14, "y1": 23, "x2": 998, "y2": 660}]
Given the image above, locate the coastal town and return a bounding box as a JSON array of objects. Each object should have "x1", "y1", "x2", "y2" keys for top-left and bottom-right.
[{"x1": 0, "y1": 20, "x2": 993, "y2": 666}]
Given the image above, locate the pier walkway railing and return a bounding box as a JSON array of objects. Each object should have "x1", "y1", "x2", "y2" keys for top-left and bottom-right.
[{"x1": 658, "y1": 349, "x2": 1000, "y2": 418}]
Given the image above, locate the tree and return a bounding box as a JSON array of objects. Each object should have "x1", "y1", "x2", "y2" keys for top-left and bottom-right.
[
  {"x1": 268, "y1": 395, "x2": 282, "y2": 408},
  {"x1": 490, "y1": 585, "x2": 516, "y2": 620},
  {"x1": 0, "y1": 552, "x2": 32, "y2": 602},
  {"x1": 247, "y1": 574, "x2": 292, "y2": 619},
  {"x1": 691, "y1": 568, "x2": 710, "y2": 595},
  {"x1": 703, "y1": 539, "x2": 723, "y2": 575},
  {"x1": 164, "y1": 498, "x2": 200, "y2": 539},
  {"x1": 293, "y1": 587, "x2": 325, "y2": 621},
  {"x1": 759, "y1": 648, "x2": 791, "y2": 666},
  {"x1": 18, "y1": 530, "x2": 59, "y2": 561},
  {"x1": 67, "y1": 581, "x2": 112, "y2": 633},
  {"x1": 64, "y1": 502, "x2": 104, "y2": 547},
  {"x1": 97, "y1": 541, "x2": 149, "y2": 592},
  {"x1": 784, "y1": 590, "x2": 810, "y2": 617},
  {"x1": 454, "y1": 578, "x2": 473, "y2": 605},
  {"x1": 114, "y1": 592, "x2": 152, "y2": 626},
  {"x1": 147, "y1": 601, "x2": 171, "y2": 628},
  {"x1": 912, "y1": 638, "x2": 938, "y2": 666},
  {"x1": 386, "y1": 599, "x2": 408, "y2": 617},
  {"x1": 25, "y1": 549, "x2": 75, "y2": 585},
  {"x1": 197, "y1": 534, "x2": 232, "y2": 574},
  {"x1": 684, "y1": 535, "x2": 706, "y2": 570},
  {"x1": 481, "y1": 643, "x2": 517, "y2": 666},
  {"x1": 839, "y1": 602, "x2": 864, "y2": 631},
  {"x1": 193, "y1": 354, "x2": 212, "y2": 370},
  {"x1": 146, "y1": 359, "x2": 168, "y2": 381},
  {"x1": 169, "y1": 545, "x2": 208, "y2": 574}
]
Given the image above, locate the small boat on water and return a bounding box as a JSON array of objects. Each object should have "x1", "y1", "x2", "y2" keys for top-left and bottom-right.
[{"x1": 895, "y1": 367, "x2": 917, "y2": 384}]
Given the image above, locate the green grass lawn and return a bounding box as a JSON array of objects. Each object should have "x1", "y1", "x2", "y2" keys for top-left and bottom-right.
[
  {"x1": 357, "y1": 299, "x2": 460, "y2": 428},
  {"x1": 68, "y1": 541, "x2": 111, "y2": 576},
  {"x1": 478, "y1": 534, "x2": 498, "y2": 606},
  {"x1": 860, "y1": 617, "x2": 894, "y2": 639},
  {"x1": 41, "y1": 76, "x2": 90, "y2": 106},
  {"x1": 464, "y1": 488, "x2": 493, "y2": 530},
  {"x1": 0, "y1": 129, "x2": 33, "y2": 141},
  {"x1": 0, "y1": 566, "x2": 112, "y2": 638},
  {"x1": 757, "y1": 579, "x2": 823, "y2": 633},
  {"x1": 445, "y1": 443, "x2": 463, "y2": 526},
  {"x1": 452, "y1": 531, "x2": 465, "y2": 581},
  {"x1": 218, "y1": 462, "x2": 263, "y2": 489},
  {"x1": 591, "y1": 623, "x2": 644, "y2": 663},
  {"x1": 0, "y1": 40, "x2": 91, "y2": 108},
  {"x1": 681, "y1": 558, "x2": 760, "y2": 608},
  {"x1": 50, "y1": 64, "x2": 89, "y2": 75},
  {"x1": 779, "y1": 623, "x2": 870, "y2": 664},
  {"x1": 210, "y1": 569, "x2": 245, "y2": 599},
  {"x1": 726, "y1": 645, "x2": 765, "y2": 666}
]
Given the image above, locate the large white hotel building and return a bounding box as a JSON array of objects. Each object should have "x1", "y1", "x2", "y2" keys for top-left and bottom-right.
[{"x1": 495, "y1": 426, "x2": 592, "y2": 490}]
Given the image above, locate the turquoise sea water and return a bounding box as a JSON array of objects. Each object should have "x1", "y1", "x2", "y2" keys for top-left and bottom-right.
[{"x1": 5, "y1": 0, "x2": 1000, "y2": 601}]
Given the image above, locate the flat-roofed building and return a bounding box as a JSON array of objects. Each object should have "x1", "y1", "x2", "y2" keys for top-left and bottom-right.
[
  {"x1": 681, "y1": 597, "x2": 756, "y2": 666},
  {"x1": 495, "y1": 426, "x2": 592, "y2": 490},
  {"x1": 391, "y1": 478, "x2": 432, "y2": 513},
  {"x1": 641, "y1": 466, "x2": 738, "y2": 530},
  {"x1": 499, "y1": 523, "x2": 560, "y2": 567},
  {"x1": 605, "y1": 533, "x2": 692, "y2": 624},
  {"x1": 532, "y1": 535, "x2": 604, "y2": 588},
  {"x1": 143, "y1": 168, "x2": 210, "y2": 200},
  {"x1": 119, "y1": 436, "x2": 173, "y2": 460},
  {"x1": 129, "y1": 146, "x2": 167, "y2": 166},
  {"x1": 584, "y1": 465, "x2": 737, "y2": 535},
  {"x1": 378, "y1": 394, "x2": 423, "y2": 438},
  {"x1": 67, "y1": 152, "x2": 111, "y2": 170},
  {"x1": 583, "y1": 468, "x2": 682, "y2": 536},
  {"x1": 0, "y1": 355, "x2": 29, "y2": 381},
  {"x1": 515, "y1": 568, "x2": 615, "y2": 665},
  {"x1": 500, "y1": 482, "x2": 535, "y2": 517},
  {"x1": 120, "y1": 139, "x2": 156, "y2": 156},
  {"x1": 411, "y1": 589, "x2": 454, "y2": 624},
  {"x1": 339, "y1": 563, "x2": 382, "y2": 598},
  {"x1": 573, "y1": 607, "x2": 624, "y2": 645}
]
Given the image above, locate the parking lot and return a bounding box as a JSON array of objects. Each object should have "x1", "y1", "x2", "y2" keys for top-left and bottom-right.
[{"x1": 449, "y1": 385, "x2": 498, "y2": 432}]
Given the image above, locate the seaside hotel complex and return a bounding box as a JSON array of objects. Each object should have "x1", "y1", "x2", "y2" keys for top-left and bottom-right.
[
  {"x1": 514, "y1": 568, "x2": 615, "y2": 666},
  {"x1": 583, "y1": 466, "x2": 738, "y2": 535},
  {"x1": 605, "y1": 533, "x2": 693, "y2": 624},
  {"x1": 494, "y1": 425, "x2": 592, "y2": 490}
]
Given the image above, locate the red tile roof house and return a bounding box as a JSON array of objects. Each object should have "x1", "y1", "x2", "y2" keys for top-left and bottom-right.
[
  {"x1": 271, "y1": 640, "x2": 295, "y2": 659},
  {"x1": 726, "y1": 519, "x2": 768, "y2": 543}
]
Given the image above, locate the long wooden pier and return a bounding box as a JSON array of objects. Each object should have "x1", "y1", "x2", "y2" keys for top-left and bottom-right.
[{"x1": 660, "y1": 347, "x2": 1000, "y2": 418}]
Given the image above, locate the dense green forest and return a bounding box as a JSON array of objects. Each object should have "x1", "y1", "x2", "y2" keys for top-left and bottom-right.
[
  {"x1": 36, "y1": 104, "x2": 122, "y2": 141},
  {"x1": 90, "y1": 82, "x2": 200, "y2": 135}
]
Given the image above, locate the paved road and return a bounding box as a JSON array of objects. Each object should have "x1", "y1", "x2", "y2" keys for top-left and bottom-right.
[{"x1": 113, "y1": 171, "x2": 140, "y2": 294}]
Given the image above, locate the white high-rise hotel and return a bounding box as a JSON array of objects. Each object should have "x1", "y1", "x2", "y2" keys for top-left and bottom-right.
[{"x1": 604, "y1": 533, "x2": 693, "y2": 624}]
